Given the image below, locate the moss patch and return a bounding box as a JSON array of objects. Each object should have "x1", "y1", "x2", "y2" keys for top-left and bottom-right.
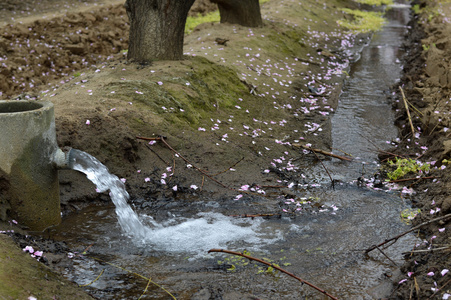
[
  {"x1": 0, "y1": 234, "x2": 92, "y2": 299},
  {"x1": 353, "y1": 0, "x2": 393, "y2": 5},
  {"x1": 186, "y1": 10, "x2": 220, "y2": 34},
  {"x1": 338, "y1": 8, "x2": 386, "y2": 32},
  {"x1": 185, "y1": 0, "x2": 273, "y2": 34},
  {"x1": 104, "y1": 56, "x2": 248, "y2": 130}
]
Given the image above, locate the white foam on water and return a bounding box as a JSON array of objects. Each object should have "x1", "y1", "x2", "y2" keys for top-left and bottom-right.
[
  {"x1": 389, "y1": 3, "x2": 411, "y2": 8},
  {"x1": 69, "y1": 149, "x2": 281, "y2": 256},
  {"x1": 140, "y1": 212, "x2": 281, "y2": 255}
]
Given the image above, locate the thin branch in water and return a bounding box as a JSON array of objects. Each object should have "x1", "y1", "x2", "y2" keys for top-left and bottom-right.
[
  {"x1": 138, "y1": 277, "x2": 154, "y2": 300},
  {"x1": 90, "y1": 256, "x2": 176, "y2": 299},
  {"x1": 208, "y1": 248, "x2": 338, "y2": 300},
  {"x1": 358, "y1": 132, "x2": 383, "y2": 152},
  {"x1": 228, "y1": 213, "x2": 280, "y2": 218},
  {"x1": 388, "y1": 176, "x2": 438, "y2": 183},
  {"x1": 293, "y1": 143, "x2": 352, "y2": 161},
  {"x1": 79, "y1": 269, "x2": 105, "y2": 287},
  {"x1": 365, "y1": 213, "x2": 451, "y2": 254},
  {"x1": 331, "y1": 147, "x2": 354, "y2": 157},
  {"x1": 311, "y1": 148, "x2": 335, "y2": 190},
  {"x1": 375, "y1": 245, "x2": 398, "y2": 266},
  {"x1": 82, "y1": 243, "x2": 94, "y2": 255}
]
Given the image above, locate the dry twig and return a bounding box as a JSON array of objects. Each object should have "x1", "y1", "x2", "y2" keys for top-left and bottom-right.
[
  {"x1": 399, "y1": 86, "x2": 415, "y2": 137},
  {"x1": 91, "y1": 256, "x2": 176, "y2": 299},
  {"x1": 137, "y1": 136, "x2": 231, "y2": 190},
  {"x1": 402, "y1": 245, "x2": 451, "y2": 255},
  {"x1": 159, "y1": 136, "x2": 232, "y2": 189},
  {"x1": 228, "y1": 213, "x2": 279, "y2": 218},
  {"x1": 388, "y1": 176, "x2": 438, "y2": 183},
  {"x1": 211, "y1": 157, "x2": 244, "y2": 176},
  {"x1": 137, "y1": 136, "x2": 289, "y2": 196},
  {"x1": 428, "y1": 278, "x2": 451, "y2": 299},
  {"x1": 145, "y1": 143, "x2": 170, "y2": 165},
  {"x1": 375, "y1": 245, "x2": 398, "y2": 266},
  {"x1": 293, "y1": 143, "x2": 352, "y2": 161}
]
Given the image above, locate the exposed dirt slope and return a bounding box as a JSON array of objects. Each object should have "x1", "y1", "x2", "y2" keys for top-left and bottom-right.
[
  {"x1": 0, "y1": 0, "x2": 361, "y2": 212},
  {"x1": 0, "y1": 0, "x2": 364, "y2": 297},
  {"x1": 389, "y1": 0, "x2": 451, "y2": 298}
]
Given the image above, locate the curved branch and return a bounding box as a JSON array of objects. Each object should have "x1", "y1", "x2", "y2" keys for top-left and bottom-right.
[{"x1": 208, "y1": 248, "x2": 338, "y2": 300}]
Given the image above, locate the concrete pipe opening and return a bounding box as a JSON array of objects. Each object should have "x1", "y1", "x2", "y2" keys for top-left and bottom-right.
[{"x1": 0, "y1": 100, "x2": 61, "y2": 231}]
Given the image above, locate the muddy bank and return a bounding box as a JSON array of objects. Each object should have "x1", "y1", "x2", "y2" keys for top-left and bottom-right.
[
  {"x1": 0, "y1": 0, "x2": 216, "y2": 99},
  {"x1": 389, "y1": 0, "x2": 451, "y2": 298},
  {"x1": 14, "y1": 0, "x2": 364, "y2": 213}
]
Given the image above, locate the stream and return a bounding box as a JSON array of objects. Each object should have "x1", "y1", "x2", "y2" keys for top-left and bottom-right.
[{"x1": 47, "y1": 3, "x2": 418, "y2": 299}]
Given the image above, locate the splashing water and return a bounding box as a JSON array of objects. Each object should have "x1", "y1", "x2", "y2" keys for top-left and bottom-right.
[
  {"x1": 68, "y1": 149, "x2": 280, "y2": 254},
  {"x1": 140, "y1": 212, "x2": 280, "y2": 254},
  {"x1": 69, "y1": 149, "x2": 148, "y2": 239}
]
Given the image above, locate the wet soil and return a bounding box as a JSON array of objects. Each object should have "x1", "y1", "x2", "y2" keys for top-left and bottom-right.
[
  {"x1": 0, "y1": 0, "x2": 450, "y2": 299},
  {"x1": 387, "y1": 1, "x2": 451, "y2": 298}
]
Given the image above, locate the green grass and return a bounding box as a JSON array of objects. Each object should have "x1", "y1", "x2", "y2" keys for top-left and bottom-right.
[
  {"x1": 338, "y1": 8, "x2": 386, "y2": 32},
  {"x1": 185, "y1": 0, "x2": 272, "y2": 34},
  {"x1": 353, "y1": 0, "x2": 393, "y2": 5},
  {"x1": 400, "y1": 208, "x2": 421, "y2": 225},
  {"x1": 386, "y1": 157, "x2": 431, "y2": 181},
  {"x1": 185, "y1": 11, "x2": 220, "y2": 34}
]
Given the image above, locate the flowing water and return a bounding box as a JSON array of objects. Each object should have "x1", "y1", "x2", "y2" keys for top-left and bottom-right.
[
  {"x1": 49, "y1": 3, "x2": 418, "y2": 299},
  {"x1": 69, "y1": 149, "x2": 283, "y2": 255},
  {"x1": 69, "y1": 149, "x2": 148, "y2": 240}
]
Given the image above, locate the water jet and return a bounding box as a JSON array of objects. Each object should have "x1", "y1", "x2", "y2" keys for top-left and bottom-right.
[{"x1": 0, "y1": 100, "x2": 70, "y2": 231}]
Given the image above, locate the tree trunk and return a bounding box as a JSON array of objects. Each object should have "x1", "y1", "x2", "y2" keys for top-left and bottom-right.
[
  {"x1": 211, "y1": 0, "x2": 262, "y2": 27},
  {"x1": 124, "y1": 0, "x2": 195, "y2": 62}
]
